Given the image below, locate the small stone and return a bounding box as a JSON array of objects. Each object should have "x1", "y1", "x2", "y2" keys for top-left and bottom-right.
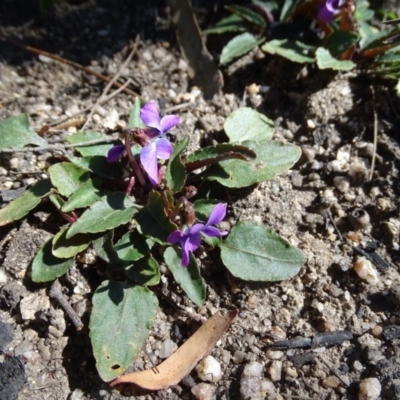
[
  {"x1": 322, "y1": 375, "x2": 341, "y2": 389},
  {"x1": 191, "y1": 383, "x2": 215, "y2": 400},
  {"x1": 243, "y1": 361, "x2": 263, "y2": 377},
  {"x1": 353, "y1": 360, "x2": 364, "y2": 372},
  {"x1": 307, "y1": 119, "x2": 316, "y2": 129},
  {"x1": 333, "y1": 176, "x2": 350, "y2": 192},
  {"x1": 20, "y1": 292, "x2": 50, "y2": 321},
  {"x1": 268, "y1": 360, "x2": 282, "y2": 381},
  {"x1": 358, "y1": 377, "x2": 381, "y2": 400},
  {"x1": 196, "y1": 356, "x2": 222, "y2": 383},
  {"x1": 371, "y1": 325, "x2": 382, "y2": 337},
  {"x1": 270, "y1": 325, "x2": 286, "y2": 340},
  {"x1": 0, "y1": 267, "x2": 7, "y2": 284},
  {"x1": 232, "y1": 350, "x2": 246, "y2": 364},
  {"x1": 354, "y1": 257, "x2": 379, "y2": 284},
  {"x1": 69, "y1": 388, "x2": 85, "y2": 400},
  {"x1": 159, "y1": 338, "x2": 177, "y2": 359}
]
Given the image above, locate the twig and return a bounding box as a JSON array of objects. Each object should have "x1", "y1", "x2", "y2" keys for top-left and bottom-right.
[
  {"x1": 49, "y1": 280, "x2": 84, "y2": 331},
  {"x1": 49, "y1": 78, "x2": 134, "y2": 128},
  {"x1": 82, "y1": 36, "x2": 140, "y2": 130},
  {"x1": 0, "y1": 33, "x2": 138, "y2": 96},
  {"x1": 369, "y1": 86, "x2": 378, "y2": 181},
  {"x1": 165, "y1": 100, "x2": 195, "y2": 113},
  {"x1": 0, "y1": 137, "x2": 116, "y2": 154}
]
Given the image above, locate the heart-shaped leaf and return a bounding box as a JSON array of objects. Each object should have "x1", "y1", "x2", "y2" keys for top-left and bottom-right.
[
  {"x1": 135, "y1": 191, "x2": 177, "y2": 244},
  {"x1": 220, "y1": 221, "x2": 305, "y2": 281},
  {"x1": 126, "y1": 255, "x2": 160, "y2": 286},
  {"x1": 114, "y1": 230, "x2": 151, "y2": 262},
  {"x1": 89, "y1": 281, "x2": 158, "y2": 382},
  {"x1": 67, "y1": 193, "x2": 136, "y2": 238},
  {"x1": 164, "y1": 247, "x2": 206, "y2": 306},
  {"x1": 66, "y1": 131, "x2": 115, "y2": 157},
  {"x1": 68, "y1": 155, "x2": 123, "y2": 179},
  {"x1": 52, "y1": 227, "x2": 91, "y2": 259},
  {"x1": 220, "y1": 33, "x2": 264, "y2": 65},
  {"x1": 48, "y1": 162, "x2": 90, "y2": 197},
  {"x1": 316, "y1": 48, "x2": 355, "y2": 70},
  {"x1": 325, "y1": 31, "x2": 359, "y2": 57},
  {"x1": 0, "y1": 114, "x2": 47, "y2": 149},
  {"x1": 166, "y1": 137, "x2": 189, "y2": 193},
  {"x1": 206, "y1": 140, "x2": 301, "y2": 188},
  {"x1": 224, "y1": 107, "x2": 274, "y2": 143},
  {"x1": 32, "y1": 238, "x2": 74, "y2": 282},
  {"x1": 261, "y1": 39, "x2": 315, "y2": 63},
  {"x1": 61, "y1": 178, "x2": 106, "y2": 212},
  {"x1": 0, "y1": 179, "x2": 53, "y2": 227}
]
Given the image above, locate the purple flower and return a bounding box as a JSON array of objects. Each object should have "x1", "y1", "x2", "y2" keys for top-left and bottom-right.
[
  {"x1": 107, "y1": 144, "x2": 126, "y2": 163},
  {"x1": 318, "y1": 0, "x2": 345, "y2": 23},
  {"x1": 139, "y1": 102, "x2": 180, "y2": 185},
  {"x1": 167, "y1": 203, "x2": 228, "y2": 267}
]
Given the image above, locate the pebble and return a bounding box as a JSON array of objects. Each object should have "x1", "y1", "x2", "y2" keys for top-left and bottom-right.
[
  {"x1": 322, "y1": 375, "x2": 341, "y2": 388},
  {"x1": 353, "y1": 257, "x2": 379, "y2": 284},
  {"x1": 159, "y1": 338, "x2": 177, "y2": 359},
  {"x1": 268, "y1": 360, "x2": 282, "y2": 381},
  {"x1": 240, "y1": 361, "x2": 265, "y2": 400},
  {"x1": 20, "y1": 293, "x2": 50, "y2": 321},
  {"x1": 333, "y1": 176, "x2": 350, "y2": 192},
  {"x1": 232, "y1": 350, "x2": 246, "y2": 364},
  {"x1": 0, "y1": 267, "x2": 7, "y2": 284},
  {"x1": 191, "y1": 383, "x2": 215, "y2": 400},
  {"x1": 358, "y1": 377, "x2": 381, "y2": 400},
  {"x1": 196, "y1": 356, "x2": 222, "y2": 383},
  {"x1": 69, "y1": 388, "x2": 85, "y2": 400}
]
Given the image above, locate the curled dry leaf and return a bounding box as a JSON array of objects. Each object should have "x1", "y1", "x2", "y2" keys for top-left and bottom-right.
[{"x1": 110, "y1": 309, "x2": 237, "y2": 390}]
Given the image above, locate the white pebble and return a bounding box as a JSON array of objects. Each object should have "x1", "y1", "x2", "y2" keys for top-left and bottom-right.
[
  {"x1": 232, "y1": 350, "x2": 246, "y2": 364},
  {"x1": 243, "y1": 361, "x2": 263, "y2": 377},
  {"x1": 20, "y1": 293, "x2": 50, "y2": 321},
  {"x1": 358, "y1": 377, "x2": 381, "y2": 400},
  {"x1": 196, "y1": 356, "x2": 222, "y2": 383},
  {"x1": 268, "y1": 360, "x2": 282, "y2": 381},
  {"x1": 159, "y1": 338, "x2": 177, "y2": 359},
  {"x1": 191, "y1": 383, "x2": 215, "y2": 400},
  {"x1": 333, "y1": 176, "x2": 350, "y2": 192},
  {"x1": 0, "y1": 267, "x2": 7, "y2": 284},
  {"x1": 307, "y1": 119, "x2": 316, "y2": 129},
  {"x1": 354, "y1": 257, "x2": 379, "y2": 284}
]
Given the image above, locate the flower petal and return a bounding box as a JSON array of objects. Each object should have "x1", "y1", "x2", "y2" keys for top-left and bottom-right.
[
  {"x1": 160, "y1": 115, "x2": 181, "y2": 134},
  {"x1": 140, "y1": 101, "x2": 161, "y2": 131},
  {"x1": 155, "y1": 138, "x2": 173, "y2": 160},
  {"x1": 205, "y1": 203, "x2": 227, "y2": 227},
  {"x1": 185, "y1": 231, "x2": 202, "y2": 253},
  {"x1": 140, "y1": 141, "x2": 158, "y2": 185},
  {"x1": 181, "y1": 239, "x2": 191, "y2": 267},
  {"x1": 190, "y1": 223, "x2": 205, "y2": 235},
  {"x1": 202, "y1": 226, "x2": 228, "y2": 237},
  {"x1": 107, "y1": 145, "x2": 125, "y2": 163},
  {"x1": 167, "y1": 230, "x2": 183, "y2": 244}
]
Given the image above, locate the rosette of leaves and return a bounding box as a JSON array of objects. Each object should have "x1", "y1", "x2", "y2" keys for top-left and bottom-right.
[{"x1": 0, "y1": 101, "x2": 305, "y2": 382}]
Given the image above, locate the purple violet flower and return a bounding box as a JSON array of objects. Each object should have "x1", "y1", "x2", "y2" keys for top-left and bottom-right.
[
  {"x1": 107, "y1": 144, "x2": 126, "y2": 163},
  {"x1": 139, "y1": 101, "x2": 180, "y2": 185},
  {"x1": 167, "y1": 203, "x2": 228, "y2": 267},
  {"x1": 318, "y1": 0, "x2": 345, "y2": 23}
]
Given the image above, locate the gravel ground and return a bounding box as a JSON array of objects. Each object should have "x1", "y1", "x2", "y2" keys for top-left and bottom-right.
[{"x1": 0, "y1": 1, "x2": 400, "y2": 399}]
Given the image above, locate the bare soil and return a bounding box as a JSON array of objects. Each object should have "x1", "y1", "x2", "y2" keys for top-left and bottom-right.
[{"x1": 1, "y1": 1, "x2": 400, "y2": 399}]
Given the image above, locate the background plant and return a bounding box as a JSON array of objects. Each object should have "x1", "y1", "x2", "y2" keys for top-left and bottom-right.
[{"x1": 0, "y1": 100, "x2": 305, "y2": 382}]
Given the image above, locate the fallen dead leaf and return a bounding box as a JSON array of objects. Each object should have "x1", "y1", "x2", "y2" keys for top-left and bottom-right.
[{"x1": 110, "y1": 309, "x2": 237, "y2": 390}]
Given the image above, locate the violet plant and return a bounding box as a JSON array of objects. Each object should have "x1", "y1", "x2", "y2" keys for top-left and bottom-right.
[
  {"x1": 205, "y1": 0, "x2": 400, "y2": 84},
  {"x1": 0, "y1": 101, "x2": 305, "y2": 382}
]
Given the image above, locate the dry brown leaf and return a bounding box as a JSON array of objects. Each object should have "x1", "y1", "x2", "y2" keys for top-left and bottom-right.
[{"x1": 110, "y1": 309, "x2": 237, "y2": 390}]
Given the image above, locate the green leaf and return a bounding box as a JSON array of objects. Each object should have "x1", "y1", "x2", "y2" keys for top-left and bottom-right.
[
  {"x1": 92, "y1": 232, "x2": 131, "y2": 269},
  {"x1": 193, "y1": 199, "x2": 220, "y2": 220},
  {"x1": 68, "y1": 155, "x2": 123, "y2": 179},
  {"x1": 61, "y1": 178, "x2": 106, "y2": 212},
  {"x1": 166, "y1": 137, "x2": 189, "y2": 193},
  {"x1": 135, "y1": 191, "x2": 177, "y2": 244},
  {"x1": 355, "y1": 0, "x2": 374, "y2": 22},
  {"x1": 128, "y1": 97, "x2": 146, "y2": 128},
  {"x1": 48, "y1": 162, "x2": 90, "y2": 197},
  {"x1": 126, "y1": 255, "x2": 160, "y2": 286},
  {"x1": 0, "y1": 114, "x2": 47, "y2": 149},
  {"x1": 315, "y1": 48, "x2": 355, "y2": 71},
  {"x1": 224, "y1": 107, "x2": 274, "y2": 142},
  {"x1": 32, "y1": 238, "x2": 74, "y2": 282},
  {"x1": 89, "y1": 281, "x2": 158, "y2": 382},
  {"x1": 0, "y1": 179, "x2": 53, "y2": 226},
  {"x1": 279, "y1": 0, "x2": 299, "y2": 22},
  {"x1": 206, "y1": 140, "x2": 301, "y2": 188},
  {"x1": 185, "y1": 144, "x2": 256, "y2": 164},
  {"x1": 204, "y1": 14, "x2": 247, "y2": 35},
  {"x1": 67, "y1": 193, "x2": 136, "y2": 238},
  {"x1": 220, "y1": 221, "x2": 305, "y2": 281},
  {"x1": 220, "y1": 33, "x2": 264, "y2": 65},
  {"x1": 66, "y1": 131, "x2": 115, "y2": 157},
  {"x1": 325, "y1": 31, "x2": 359, "y2": 57},
  {"x1": 261, "y1": 39, "x2": 315, "y2": 63},
  {"x1": 114, "y1": 230, "x2": 150, "y2": 262},
  {"x1": 52, "y1": 227, "x2": 91, "y2": 258},
  {"x1": 226, "y1": 5, "x2": 267, "y2": 29},
  {"x1": 164, "y1": 247, "x2": 206, "y2": 306}
]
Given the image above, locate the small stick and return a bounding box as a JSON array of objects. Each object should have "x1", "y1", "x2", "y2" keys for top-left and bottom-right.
[
  {"x1": 49, "y1": 280, "x2": 84, "y2": 331},
  {"x1": 81, "y1": 36, "x2": 140, "y2": 130},
  {"x1": 0, "y1": 34, "x2": 138, "y2": 96},
  {"x1": 369, "y1": 86, "x2": 378, "y2": 181},
  {"x1": 0, "y1": 137, "x2": 116, "y2": 154}
]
